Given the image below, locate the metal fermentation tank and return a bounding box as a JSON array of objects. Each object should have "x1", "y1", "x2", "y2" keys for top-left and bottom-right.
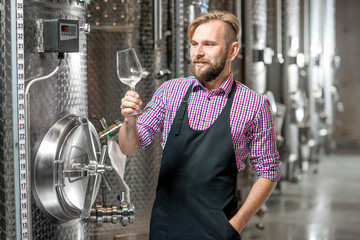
[
  {"x1": 24, "y1": 1, "x2": 91, "y2": 239},
  {"x1": 308, "y1": 0, "x2": 339, "y2": 155},
  {"x1": 1, "y1": 0, "x2": 91, "y2": 239}
]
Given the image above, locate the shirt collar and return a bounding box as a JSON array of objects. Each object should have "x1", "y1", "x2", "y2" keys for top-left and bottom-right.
[{"x1": 192, "y1": 72, "x2": 235, "y2": 97}]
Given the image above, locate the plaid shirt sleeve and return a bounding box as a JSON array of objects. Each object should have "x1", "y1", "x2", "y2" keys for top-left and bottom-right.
[
  {"x1": 136, "y1": 82, "x2": 166, "y2": 149},
  {"x1": 248, "y1": 98, "x2": 281, "y2": 182}
]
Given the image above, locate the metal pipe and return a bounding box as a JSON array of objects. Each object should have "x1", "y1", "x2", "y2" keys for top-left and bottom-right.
[
  {"x1": 25, "y1": 62, "x2": 61, "y2": 85},
  {"x1": 276, "y1": 0, "x2": 283, "y2": 63},
  {"x1": 154, "y1": 0, "x2": 162, "y2": 50},
  {"x1": 24, "y1": 59, "x2": 62, "y2": 195},
  {"x1": 303, "y1": 0, "x2": 310, "y2": 60},
  {"x1": 175, "y1": 0, "x2": 184, "y2": 77},
  {"x1": 322, "y1": 0, "x2": 335, "y2": 133},
  {"x1": 235, "y1": 0, "x2": 242, "y2": 51},
  {"x1": 19, "y1": 56, "x2": 61, "y2": 239}
]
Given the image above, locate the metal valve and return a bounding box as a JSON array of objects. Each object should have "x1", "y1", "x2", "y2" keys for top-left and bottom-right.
[
  {"x1": 98, "y1": 120, "x2": 122, "y2": 140},
  {"x1": 89, "y1": 191, "x2": 135, "y2": 226},
  {"x1": 89, "y1": 114, "x2": 123, "y2": 141}
]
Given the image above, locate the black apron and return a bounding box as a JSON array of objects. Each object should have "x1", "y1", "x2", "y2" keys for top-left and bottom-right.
[{"x1": 149, "y1": 82, "x2": 241, "y2": 240}]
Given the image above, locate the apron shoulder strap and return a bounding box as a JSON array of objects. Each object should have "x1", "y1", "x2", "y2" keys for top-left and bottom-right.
[{"x1": 173, "y1": 82, "x2": 193, "y2": 136}]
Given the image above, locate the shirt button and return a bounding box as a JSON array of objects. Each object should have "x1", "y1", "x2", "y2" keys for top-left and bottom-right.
[{"x1": 207, "y1": 97, "x2": 211, "y2": 101}]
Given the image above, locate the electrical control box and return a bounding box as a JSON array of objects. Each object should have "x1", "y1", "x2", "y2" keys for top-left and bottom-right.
[{"x1": 43, "y1": 19, "x2": 79, "y2": 53}]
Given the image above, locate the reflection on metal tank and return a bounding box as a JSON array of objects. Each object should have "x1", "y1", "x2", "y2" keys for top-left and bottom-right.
[
  {"x1": 307, "y1": 0, "x2": 338, "y2": 157},
  {"x1": 266, "y1": 0, "x2": 287, "y2": 140},
  {"x1": 322, "y1": 0, "x2": 335, "y2": 135},
  {"x1": 244, "y1": 0, "x2": 269, "y2": 94},
  {"x1": 86, "y1": 0, "x2": 168, "y2": 239},
  {"x1": 322, "y1": 0, "x2": 338, "y2": 147},
  {"x1": 308, "y1": 0, "x2": 325, "y2": 160},
  {"x1": 282, "y1": 0, "x2": 302, "y2": 180},
  {"x1": 23, "y1": 0, "x2": 89, "y2": 239},
  {"x1": 266, "y1": 0, "x2": 283, "y2": 100}
]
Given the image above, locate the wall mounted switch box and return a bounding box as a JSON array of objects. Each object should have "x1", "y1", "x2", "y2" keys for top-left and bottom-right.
[{"x1": 43, "y1": 19, "x2": 79, "y2": 53}]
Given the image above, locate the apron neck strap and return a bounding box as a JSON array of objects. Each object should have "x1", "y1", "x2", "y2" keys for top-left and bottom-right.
[{"x1": 173, "y1": 82, "x2": 194, "y2": 135}]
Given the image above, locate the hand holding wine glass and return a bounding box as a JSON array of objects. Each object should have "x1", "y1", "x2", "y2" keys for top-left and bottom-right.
[{"x1": 117, "y1": 48, "x2": 147, "y2": 115}]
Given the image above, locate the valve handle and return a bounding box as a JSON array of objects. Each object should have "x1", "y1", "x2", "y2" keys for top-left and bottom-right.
[
  {"x1": 98, "y1": 145, "x2": 113, "y2": 191},
  {"x1": 78, "y1": 117, "x2": 114, "y2": 218},
  {"x1": 80, "y1": 117, "x2": 101, "y2": 219},
  {"x1": 101, "y1": 172, "x2": 112, "y2": 191},
  {"x1": 99, "y1": 145, "x2": 107, "y2": 165}
]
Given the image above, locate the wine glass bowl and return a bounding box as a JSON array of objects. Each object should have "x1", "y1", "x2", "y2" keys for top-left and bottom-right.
[{"x1": 116, "y1": 48, "x2": 143, "y2": 91}]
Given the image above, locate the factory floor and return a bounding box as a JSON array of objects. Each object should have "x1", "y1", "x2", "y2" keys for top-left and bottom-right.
[{"x1": 241, "y1": 150, "x2": 360, "y2": 240}]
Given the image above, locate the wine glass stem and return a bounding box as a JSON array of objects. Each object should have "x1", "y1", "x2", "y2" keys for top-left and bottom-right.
[{"x1": 131, "y1": 86, "x2": 136, "y2": 91}]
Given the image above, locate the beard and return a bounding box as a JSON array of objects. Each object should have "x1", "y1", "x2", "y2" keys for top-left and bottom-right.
[{"x1": 191, "y1": 49, "x2": 228, "y2": 84}]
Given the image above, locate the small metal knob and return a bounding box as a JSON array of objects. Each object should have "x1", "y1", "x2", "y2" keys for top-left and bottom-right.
[
  {"x1": 80, "y1": 23, "x2": 91, "y2": 34},
  {"x1": 155, "y1": 69, "x2": 171, "y2": 79}
]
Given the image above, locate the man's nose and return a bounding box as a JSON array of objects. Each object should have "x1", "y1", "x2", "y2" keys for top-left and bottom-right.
[{"x1": 194, "y1": 45, "x2": 205, "y2": 57}]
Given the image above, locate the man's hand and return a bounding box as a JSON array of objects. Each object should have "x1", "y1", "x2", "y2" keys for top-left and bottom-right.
[
  {"x1": 118, "y1": 90, "x2": 142, "y2": 155},
  {"x1": 121, "y1": 90, "x2": 143, "y2": 120},
  {"x1": 229, "y1": 178, "x2": 277, "y2": 233}
]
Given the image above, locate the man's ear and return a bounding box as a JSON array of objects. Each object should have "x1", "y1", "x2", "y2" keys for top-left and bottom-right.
[{"x1": 228, "y1": 41, "x2": 240, "y2": 61}]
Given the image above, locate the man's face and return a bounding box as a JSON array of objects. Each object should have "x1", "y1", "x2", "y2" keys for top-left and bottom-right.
[{"x1": 190, "y1": 20, "x2": 230, "y2": 83}]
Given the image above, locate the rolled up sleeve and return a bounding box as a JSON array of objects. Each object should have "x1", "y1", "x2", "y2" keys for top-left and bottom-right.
[{"x1": 248, "y1": 99, "x2": 281, "y2": 182}]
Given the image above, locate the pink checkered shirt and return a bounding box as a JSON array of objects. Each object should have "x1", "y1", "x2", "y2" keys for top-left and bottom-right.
[{"x1": 137, "y1": 73, "x2": 280, "y2": 181}]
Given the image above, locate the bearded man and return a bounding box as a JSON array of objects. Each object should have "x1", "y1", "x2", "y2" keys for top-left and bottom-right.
[{"x1": 119, "y1": 10, "x2": 280, "y2": 240}]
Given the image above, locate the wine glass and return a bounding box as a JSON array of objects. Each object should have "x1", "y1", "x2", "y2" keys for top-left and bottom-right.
[
  {"x1": 117, "y1": 48, "x2": 146, "y2": 114},
  {"x1": 116, "y1": 48, "x2": 143, "y2": 91}
]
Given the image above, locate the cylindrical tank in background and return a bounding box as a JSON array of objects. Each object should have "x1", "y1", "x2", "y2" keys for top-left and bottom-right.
[
  {"x1": 244, "y1": 0, "x2": 269, "y2": 94},
  {"x1": 308, "y1": 0, "x2": 325, "y2": 161},
  {"x1": 266, "y1": 0, "x2": 288, "y2": 179},
  {"x1": 282, "y1": 0, "x2": 302, "y2": 180},
  {"x1": 322, "y1": 0, "x2": 338, "y2": 149},
  {"x1": 267, "y1": 0, "x2": 284, "y2": 102}
]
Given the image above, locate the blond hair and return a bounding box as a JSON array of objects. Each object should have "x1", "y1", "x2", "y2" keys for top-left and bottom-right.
[{"x1": 188, "y1": 10, "x2": 240, "y2": 44}]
